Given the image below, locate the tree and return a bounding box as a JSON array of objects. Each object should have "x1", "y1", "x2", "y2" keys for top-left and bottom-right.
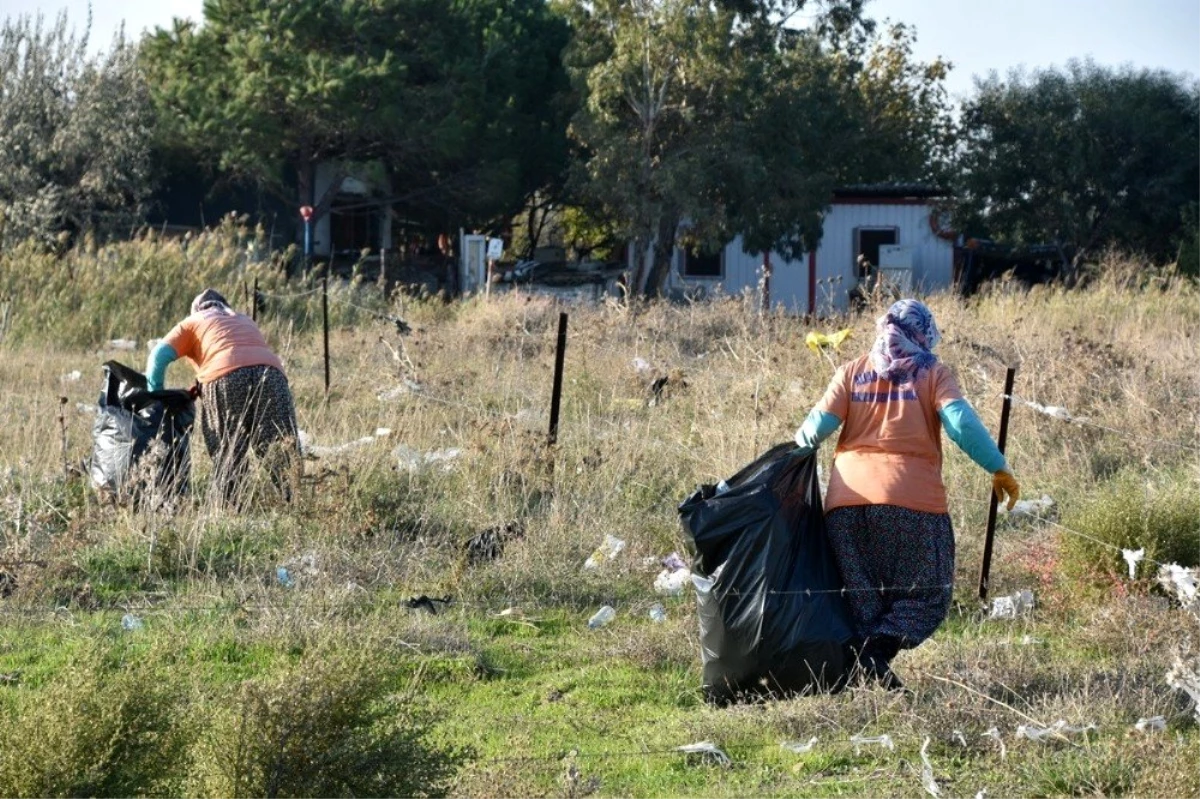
[
  {"x1": 142, "y1": 0, "x2": 572, "y2": 235},
  {"x1": 0, "y1": 12, "x2": 154, "y2": 249},
  {"x1": 955, "y1": 61, "x2": 1200, "y2": 270},
  {"x1": 562, "y1": 1, "x2": 954, "y2": 297}
]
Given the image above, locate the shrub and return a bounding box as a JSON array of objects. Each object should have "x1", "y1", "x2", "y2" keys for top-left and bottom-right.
[
  {"x1": 1060, "y1": 466, "x2": 1200, "y2": 587},
  {"x1": 0, "y1": 644, "x2": 190, "y2": 797},
  {"x1": 186, "y1": 646, "x2": 464, "y2": 798}
]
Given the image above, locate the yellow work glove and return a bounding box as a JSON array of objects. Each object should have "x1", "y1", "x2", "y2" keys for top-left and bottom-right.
[{"x1": 992, "y1": 470, "x2": 1020, "y2": 510}]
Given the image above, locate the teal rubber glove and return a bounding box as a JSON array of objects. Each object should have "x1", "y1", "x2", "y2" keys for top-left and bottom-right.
[
  {"x1": 145, "y1": 342, "x2": 179, "y2": 392},
  {"x1": 793, "y1": 409, "x2": 841, "y2": 456}
]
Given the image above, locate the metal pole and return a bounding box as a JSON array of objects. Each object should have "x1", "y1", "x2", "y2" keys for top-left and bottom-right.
[
  {"x1": 978, "y1": 366, "x2": 1017, "y2": 600},
  {"x1": 304, "y1": 219, "x2": 312, "y2": 270},
  {"x1": 547, "y1": 312, "x2": 568, "y2": 447},
  {"x1": 251, "y1": 277, "x2": 259, "y2": 323},
  {"x1": 322, "y1": 276, "x2": 330, "y2": 396}
]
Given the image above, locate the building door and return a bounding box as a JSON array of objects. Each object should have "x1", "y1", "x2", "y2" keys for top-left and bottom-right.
[
  {"x1": 460, "y1": 234, "x2": 487, "y2": 293},
  {"x1": 853, "y1": 227, "x2": 898, "y2": 277}
]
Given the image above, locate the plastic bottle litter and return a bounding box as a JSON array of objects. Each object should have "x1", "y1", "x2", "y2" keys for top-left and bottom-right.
[
  {"x1": 649, "y1": 603, "x2": 667, "y2": 623},
  {"x1": 121, "y1": 613, "x2": 144, "y2": 631},
  {"x1": 583, "y1": 535, "x2": 626, "y2": 570},
  {"x1": 276, "y1": 566, "x2": 295, "y2": 588},
  {"x1": 1134, "y1": 716, "x2": 1166, "y2": 733},
  {"x1": 587, "y1": 605, "x2": 616, "y2": 628},
  {"x1": 780, "y1": 736, "x2": 818, "y2": 754}
]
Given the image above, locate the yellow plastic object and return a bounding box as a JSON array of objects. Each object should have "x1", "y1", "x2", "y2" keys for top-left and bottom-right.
[{"x1": 805, "y1": 328, "x2": 853, "y2": 355}]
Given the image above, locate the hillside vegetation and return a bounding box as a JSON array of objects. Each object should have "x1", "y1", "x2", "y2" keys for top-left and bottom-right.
[{"x1": 0, "y1": 229, "x2": 1197, "y2": 797}]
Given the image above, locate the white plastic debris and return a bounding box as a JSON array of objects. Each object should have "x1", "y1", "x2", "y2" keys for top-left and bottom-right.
[
  {"x1": 1166, "y1": 656, "x2": 1200, "y2": 722},
  {"x1": 952, "y1": 730, "x2": 967, "y2": 747},
  {"x1": 587, "y1": 605, "x2": 616, "y2": 629},
  {"x1": 850, "y1": 734, "x2": 895, "y2": 754},
  {"x1": 1121, "y1": 548, "x2": 1145, "y2": 580},
  {"x1": 1157, "y1": 563, "x2": 1199, "y2": 611},
  {"x1": 1015, "y1": 719, "x2": 1096, "y2": 742},
  {"x1": 1017, "y1": 398, "x2": 1085, "y2": 423},
  {"x1": 121, "y1": 613, "x2": 144, "y2": 630},
  {"x1": 975, "y1": 791, "x2": 987, "y2": 799},
  {"x1": 982, "y1": 728, "x2": 1006, "y2": 760},
  {"x1": 393, "y1": 444, "x2": 461, "y2": 472},
  {"x1": 654, "y1": 567, "x2": 692, "y2": 596},
  {"x1": 107, "y1": 338, "x2": 138, "y2": 351},
  {"x1": 76, "y1": 402, "x2": 97, "y2": 415},
  {"x1": 714, "y1": 479, "x2": 731, "y2": 496},
  {"x1": 374, "y1": 427, "x2": 392, "y2": 438},
  {"x1": 989, "y1": 589, "x2": 1035, "y2": 620},
  {"x1": 377, "y1": 379, "x2": 423, "y2": 400},
  {"x1": 920, "y1": 737, "x2": 940, "y2": 798},
  {"x1": 648, "y1": 603, "x2": 666, "y2": 623},
  {"x1": 632, "y1": 357, "x2": 652, "y2": 373},
  {"x1": 1006, "y1": 494, "x2": 1055, "y2": 519},
  {"x1": 674, "y1": 741, "x2": 731, "y2": 767},
  {"x1": 61, "y1": 370, "x2": 82, "y2": 382},
  {"x1": 780, "y1": 736, "x2": 818, "y2": 754},
  {"x1": 583, "y1": 534, "x2": 626, "y2": 570},
  {"x1": 307, "y1": 436, "x2": 375, "y2": 458},
  {"x1": 1134, "y1": 716, "x2": 1166, "y2": 733}
]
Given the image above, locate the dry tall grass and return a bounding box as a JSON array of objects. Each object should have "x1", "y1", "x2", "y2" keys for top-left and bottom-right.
[{"x1": 0, "y1": 228, "x2": 1197, "y2": 796}]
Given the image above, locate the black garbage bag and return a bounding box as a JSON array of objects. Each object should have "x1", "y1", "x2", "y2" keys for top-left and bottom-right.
[
  {"x1": 90, "y1": 360, "x2": 195, "y2": 503},
  {"x1": 678, "y1": 443, "x2": 855, "y2": 704}
]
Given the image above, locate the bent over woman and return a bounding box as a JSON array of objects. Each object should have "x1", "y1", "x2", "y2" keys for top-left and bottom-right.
[
  {"x1": 794, "y1": 299, "x2": 1020, "y2": 689},
  {"x1": 146, "y1": 288, "x2": 298, "y2": 506}
]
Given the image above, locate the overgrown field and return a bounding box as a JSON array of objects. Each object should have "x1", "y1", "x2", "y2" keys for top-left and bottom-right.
[{"x1": 1, "y1": 230, "x2": 1198, "y2": 798}]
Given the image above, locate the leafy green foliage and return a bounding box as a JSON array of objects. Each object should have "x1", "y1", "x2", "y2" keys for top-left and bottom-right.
[
  {"x1": 142, "y1": 0, "x2": 572, "y2": 231},
  {"x1": 956, "y1": 61, "x2": 1200, "y2": 267},
  {"x1": 0, "y1": 12, "x2": 153, "y2": 249},
  {"x1": 0, "y1": 644, "x2": 190, "y2": 797}
]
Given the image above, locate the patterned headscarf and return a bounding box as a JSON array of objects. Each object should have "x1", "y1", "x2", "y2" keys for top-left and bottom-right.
[
  {"x1": 190, "y1": 288, "x2": 232, "y2": 315},
  {"x1": 869, "y1": 299, "x2": 941, "y2": 383}
]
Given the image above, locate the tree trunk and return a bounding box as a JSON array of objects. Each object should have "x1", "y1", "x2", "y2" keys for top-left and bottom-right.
[{"x1": 642, "y1": 216, "x2": 679, "y2": 297}]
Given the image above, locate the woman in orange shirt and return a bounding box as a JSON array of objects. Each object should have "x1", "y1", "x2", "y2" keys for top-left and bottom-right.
[
  {"x1": 146, "y1": 289, "x2": 298, "y2": 507},
  {"x1": 794, "y1": 299, "x2": 1020, "y2": 689}
]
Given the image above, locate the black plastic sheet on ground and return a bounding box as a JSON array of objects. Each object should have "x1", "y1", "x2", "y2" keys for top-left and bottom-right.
[
  {"x1": 679, "y1": 444, "x2": 854, "y2": 704},
  {"x1": 90, "y1": 360, "x2": 195, "y2": 504}
]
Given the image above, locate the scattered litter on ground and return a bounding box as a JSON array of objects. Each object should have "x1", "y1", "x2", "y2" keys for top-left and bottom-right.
[
  {"x1": 951, "y1": 730, "x2": 967, "y2": 747},
  {"x1": 632, "y1": 357, "x2": 652, "y2": 373},
  {"x1": 1017, "y1": 398, "x2": 1085, "y2": 423},
  {"x1": 780, "y1": 737, "x2": 818, "y2": 754},
  {"x1": 61, "y1": 370, "x2": 81, "y2": 382},
  {"x1": 394, "y1": 444, "x2": 461, "y2": 472},
  {"x1": 1122, "y1": 548, "x2": 1145, "y2": 580},
  {"x1": 920, "y1": 737, "x2": 940, "y2": 797},
  {"x1": 654, "y1": 566, "x2": 691, "y2": 596},
  {"x1": 587, "y1": 605, "x2": 616, "y2": 628},
  {"x1": 1134, "y1": 716, "x2": 1166, "y2": 733},
  {"x1": 649, "y1": 603, "x2": 666, "y2": 622},
  {"x1": 107, "y1": 339, "x2": 138, "y2": 351},
  {"x1": 121, "y1": 613, "x2": 144, "y2": 631},
  {"x1": 982, "y1": 728, "x2": 1006, "y2": 759},
  {"x1": 583, "y1": 534, "x2": 625, "y2": 570},
  {"x1": 374, "y1": 427, "x2": 392, "y2": 437},
  {"x1": 275, "y1": 567, "x2": 295, "y2": 588},
  {"x1": 1157, "y1": 563, "x2": 1198, "y2": 611},
  {"x1": 1166, "y1": 656, "x2": 1200, "y2": 722},
  {"x1": 465, "y1": 522, "x2": 524, "y2": 565},
  {"x1": 377, "y1": 380, "x2": 424, "y2": 400},
  {"x1": 988, "y1": 589, "x2": 1035, "y2": 620},
  {"x1": 850, "y1": 734, "x2": 895, "y2": 754},
  {"x1": 1015, "y1": 720, "x2": 1096, "y2": 742},
  {"x1": 674, "y1": 741, "x2": 731, "y2": 767},
  {"x1": 404, "y1": 595, "x2": 453, "y2": 614},
  {"x1": 76, "y1": 402, "x2": 97, "y2": 415},
  {"x1": 661, "y1": 551, "x2": 687, "y2": 571},
  {"x1": 1006, "y1": 494, "x2": 1055, "y2": 519},
  {"x1": 805, "y1": 328, "x2": 853, "y2": 354}
]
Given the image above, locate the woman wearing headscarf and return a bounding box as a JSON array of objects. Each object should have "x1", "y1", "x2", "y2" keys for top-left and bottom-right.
[
  {"x1": 793, "y1": 299, "x2": 1020, "y2": 689},
  {"x1": 145, "y1": 288, "x2": 298, "y2": 506}
]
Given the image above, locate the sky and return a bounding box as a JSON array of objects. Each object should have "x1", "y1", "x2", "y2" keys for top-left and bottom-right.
[{"x1": 6, "y1": 0, "x2": 1199, "y2": 102}]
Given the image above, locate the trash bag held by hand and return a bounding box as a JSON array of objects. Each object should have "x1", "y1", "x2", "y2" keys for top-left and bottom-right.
[
  {"x1": 90, "y1": 360, "x2": 195, "y2": 503},
  {"x1": 678, "y1": 444, "x2": 854, "y2": 704}
]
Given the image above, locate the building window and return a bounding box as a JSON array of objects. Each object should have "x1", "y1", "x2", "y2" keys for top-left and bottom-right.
[
  {"x1": 854, "y1": 227, "x2": 898, "y2": 277},
  {"x1": 682, "y1": 245, "x2": 723, "y2": 278}
]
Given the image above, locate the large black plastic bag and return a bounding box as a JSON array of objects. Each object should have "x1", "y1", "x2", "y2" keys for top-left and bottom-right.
[
  {"x1": 678, "y1": 443, "x2": 854, "y2": 703},
  {"x1": 90, "y1": 361, "x2": 195, "y2": 504}
]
